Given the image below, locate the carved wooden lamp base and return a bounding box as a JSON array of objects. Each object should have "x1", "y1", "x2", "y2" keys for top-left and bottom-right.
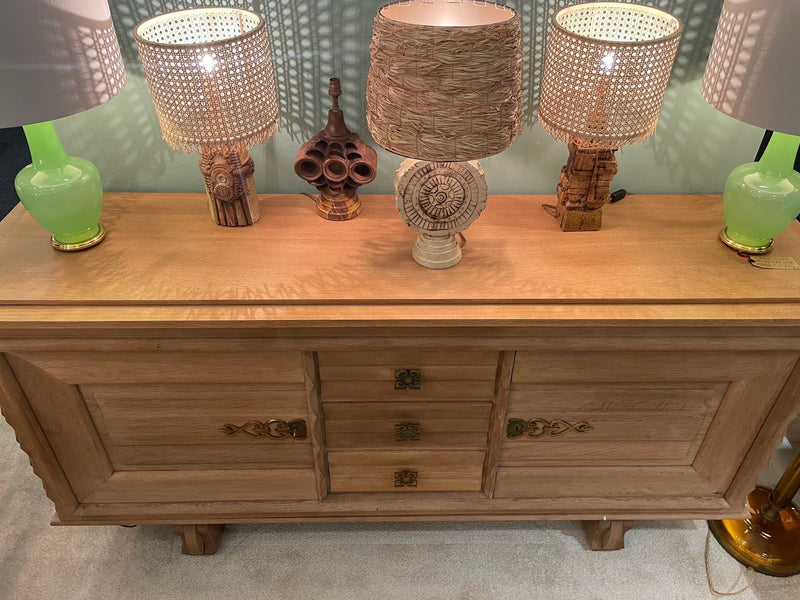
[
  {"x1": 394, "y1": 159, "x2": 487, "y2": 270},
  {"x1": 199, "y1": 147, "x2": 260, "y2": 227},
  {"x1": 555, "y1": 141, "x2": 618, "y2": 232},
  {"x1": 316, "y1": 192, "x2": 362, "y2": 221}
]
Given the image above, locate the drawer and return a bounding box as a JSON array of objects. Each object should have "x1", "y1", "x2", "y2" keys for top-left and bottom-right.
[
  {"x1": 501, "y1": 383, "x2": 726, "y2": 465},
  {"x1": 328, "y1": 451, "x2": 485, "y2": 492},
  {"x1": 323, "y1": 401, "x2": 491, "y2": 450},
  {"x1": 81, "y1": 384, "x2": 313, "y2": 470},
  {"x1": 12, "y1": 350, "x2": 305, "y2": 384},
  {"x1": 318, "y1": 350, "x2": 498, "y2": 401}
]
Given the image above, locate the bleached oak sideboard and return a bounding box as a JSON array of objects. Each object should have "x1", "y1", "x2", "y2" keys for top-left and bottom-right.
[{"x1": 1, "y1": 193, "x2": 799, "y2": 555}]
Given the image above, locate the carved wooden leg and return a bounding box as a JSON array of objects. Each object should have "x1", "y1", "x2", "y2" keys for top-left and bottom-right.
[
  {"x1": 582, "y1": 520, "x2": 634, "y2": 551},
  {"x1": 172, "y1": 524, "x2": 224, "y2": 555},
  {"x1": 554, "y1": 141, "x2": 618, "y2": 232}
]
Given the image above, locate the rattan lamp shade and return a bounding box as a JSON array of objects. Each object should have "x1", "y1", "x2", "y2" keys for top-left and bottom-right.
[
  {"x1": 134, "y1": 8, "x2": 279, "y2": 154},
  {"x1": 701, "y1": 0, "x2": 800, "y2": 136},
  {"x1": 366, "y1": 0, "x2": 523, "y2": 162},
  {"x1": 538, "y1": 2, "x2": 682, "y2": 148}
]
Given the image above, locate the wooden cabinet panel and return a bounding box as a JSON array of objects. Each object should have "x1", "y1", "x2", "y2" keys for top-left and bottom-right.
[
  {"x1": 324, "y1": 401, "x2": 491, "y2": 450},
  {"x1": 501, "y1": 383, "x2": 726, "y2": 465},
  {"x1": 12, "y1": 351, "x2": 305, "y2": 384},
  {"x1": 328, "y1": 450, "x2": 485, "y2": 493},
  {"x1": 494, "y1": 466, "x2": 719, "y2": 499},
  {"x1": 81, "y1": 384, "x2": 313, "y2": 470},
  {"x1": 84, "y1": 469, "x2": 319, "y2": 503}
]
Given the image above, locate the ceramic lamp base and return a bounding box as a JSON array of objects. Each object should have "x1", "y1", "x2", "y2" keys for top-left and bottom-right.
[
  {"x1": 719, "y1": 227, "x2": 774, "y2": 255},
  {"x1": 708, "y1": 486, "x2": 800, "y2": 577},
  {"x1": 412, "y1": 233, "x2": 462, "y2": 270},
  {"x1": 394, "y1": 159, "x2": 487, "y2": 270}
]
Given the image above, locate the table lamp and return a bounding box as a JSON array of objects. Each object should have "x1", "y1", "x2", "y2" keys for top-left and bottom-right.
[
  {"x1": 367, "y1": 0, "x2": 523, "y2": 269},
  {"x1": 538, "y1": 2, "x2": 682, "y2": 231},
  {"x1": 701, "y1": 0, "x2": 800, "y2": 254},
  {"x1": 709, "y1": 446, "x2": 800, "y2": 577},
  {"x1": 134, "y1": 7, "x2": 279, "y2": 227},
  {"x1": 1, "y1": 0, "x2": 126, "y2": 251}
]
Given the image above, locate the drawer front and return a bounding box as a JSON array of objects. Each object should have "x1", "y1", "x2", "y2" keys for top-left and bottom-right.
[
  {"x1": 328, "y1": 451, "x2": 484, "y2": 492},
  {"x1": 502, "y1": 383, "x2": 726, "y2": 465},
  {"x1": 82, "y1": 384, "x2": 313, "y2": 470},
  {"x1": 318, "y1": 350, "x2": 498, "y2": 401},
  {"x1": 324, "y1": 401, "x2": 491, "y2": 450}
]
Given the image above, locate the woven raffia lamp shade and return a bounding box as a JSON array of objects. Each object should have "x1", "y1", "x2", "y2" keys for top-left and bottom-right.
[
  {"x1": 135, "y1": 8, "x2": 279, "y2": 227},
  {"x1": 538, "y1": 2, "x2": 681, "y2": 231},
  {"x1": 700, "y1": 0, "x2": 800, "y2": 255},
  {"x1": 367, "y1": 0, "x2": 522, "y2": 269}
]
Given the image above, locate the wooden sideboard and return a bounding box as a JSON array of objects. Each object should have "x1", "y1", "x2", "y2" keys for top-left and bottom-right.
[{"x1": 1, "y1": 192, "x2": 800, "y2": 555}]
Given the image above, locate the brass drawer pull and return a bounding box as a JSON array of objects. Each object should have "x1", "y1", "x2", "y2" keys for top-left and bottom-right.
[
  {"x1": 220, "y1": 419, "x2": 307, "y2": 440},
  {"x1": 394, "y1": 470, "x2": 419, "y2": 487},
  {"x1": 395, "y1": 423, "x2": 421, "y2": 441},
  {"x1": 395, "y1": 368, "x2": 421, "y2": 390},
  {"x1": 507, "y1": 418, "x2": 592, "y2": 439}
]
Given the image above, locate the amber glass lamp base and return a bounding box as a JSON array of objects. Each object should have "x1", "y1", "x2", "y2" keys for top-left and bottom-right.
[{"x1": 708, "y1": 485, "x2": 800, "y2": 577}]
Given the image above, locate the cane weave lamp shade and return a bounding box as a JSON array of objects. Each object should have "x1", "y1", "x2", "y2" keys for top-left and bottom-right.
[
  {"x1": 367, "y1": 0, "x2": 523, "y2": 162},
  {"x1": 538, "y1": 2, "x2": 682, "y2": 148},
  {"x1": 134, "y1": 8, "x2": 279, "y2": 154}
]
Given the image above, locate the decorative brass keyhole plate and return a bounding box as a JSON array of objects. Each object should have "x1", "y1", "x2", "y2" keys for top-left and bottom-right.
[
  {"x1": 220, "y1": 419, "x2": 307, "y2": 440},
  {"x1": 395, "y1": 369, "x2": 421, "y2": 390},
  {"x1": 395, "y1": 423, "x2": 421, "y2": 441},
  {"x1": 506, "y1": 418, "x2": 592, "y2": 439},
  {"x1": 394, "y1": 470, "x2": 419, "y2": 487}
]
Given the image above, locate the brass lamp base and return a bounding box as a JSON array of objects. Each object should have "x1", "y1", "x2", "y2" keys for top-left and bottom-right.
[
  {"x1": 51, "y1": 223, "x2": 106, "y2": 252},
  {"x1": 719, "y1": 227, "x2": 774, "y2": 255},
  {"x1": 708, "y1": 485, "x2": 800, "y2": 577}
]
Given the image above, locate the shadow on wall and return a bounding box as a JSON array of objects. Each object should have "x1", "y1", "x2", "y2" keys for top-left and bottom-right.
[{"x1": 109, "y1": 0, "x2": 723, "y2": 135}]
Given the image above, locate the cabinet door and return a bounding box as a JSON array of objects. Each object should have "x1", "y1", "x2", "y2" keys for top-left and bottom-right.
[
  {"x1": 495, "y1": 350, "x2": 799, "y2": 504},
  {"x1": 2, "y1": 350, "x2": 318, "y2": 512}
]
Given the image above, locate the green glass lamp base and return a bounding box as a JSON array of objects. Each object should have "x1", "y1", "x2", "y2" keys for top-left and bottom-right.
[
  {"x1": 719, "y1": 227, "x2": 773, "y2": 255},
  {"x1": 719, "y1": 132, "x2": 800, "y2": 253},
  {"x1": 15, "y1": 121, "x2": 105, "y2": 251},
  {"x1": 51, "y1": 222, "x2": 106, "y2": 252},
  {"x1": 708, "y1": 486, "x2": 800, "y2": 577}
]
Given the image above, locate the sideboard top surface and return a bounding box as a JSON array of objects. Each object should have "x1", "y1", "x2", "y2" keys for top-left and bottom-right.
[{"x1": 0, "y1": 193, "x2": 799, "y2": 325}]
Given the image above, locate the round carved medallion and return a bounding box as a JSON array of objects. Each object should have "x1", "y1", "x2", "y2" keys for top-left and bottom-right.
[{"x1": 394, "y1": 160, "x2": 487, "y2": 235}]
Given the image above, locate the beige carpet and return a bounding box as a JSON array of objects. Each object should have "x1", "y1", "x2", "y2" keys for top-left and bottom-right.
[{"x1": 2, "y1": 416, "x2": 799, "y2": 600}]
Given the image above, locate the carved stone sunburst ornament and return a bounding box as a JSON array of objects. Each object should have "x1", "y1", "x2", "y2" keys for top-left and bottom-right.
[{"x1": 394, "y1": 159, "x2": 488, "y2": 269}]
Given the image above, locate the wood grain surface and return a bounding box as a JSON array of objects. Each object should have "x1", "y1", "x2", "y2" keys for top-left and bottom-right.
[{"x1": 0, "y1": 193, "x2": 798, "y2": 321}]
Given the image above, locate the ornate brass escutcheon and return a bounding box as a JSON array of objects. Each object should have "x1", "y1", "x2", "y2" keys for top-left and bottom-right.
[
  {"x1": 395, "y1": 423, "x2": 421, "y2": 441},
  {"x1": 394, "y1": 470, "x2": 419, "y2": 487},
  {"x1": 394, "y1": 368, "x2": 421, "y2": 390},
  {"x1": 220, "y1": 418, "x2": 307, "y2": 440},
  {"x1": 507, "y1": 417, "x2": 592, "y2": 439}
]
